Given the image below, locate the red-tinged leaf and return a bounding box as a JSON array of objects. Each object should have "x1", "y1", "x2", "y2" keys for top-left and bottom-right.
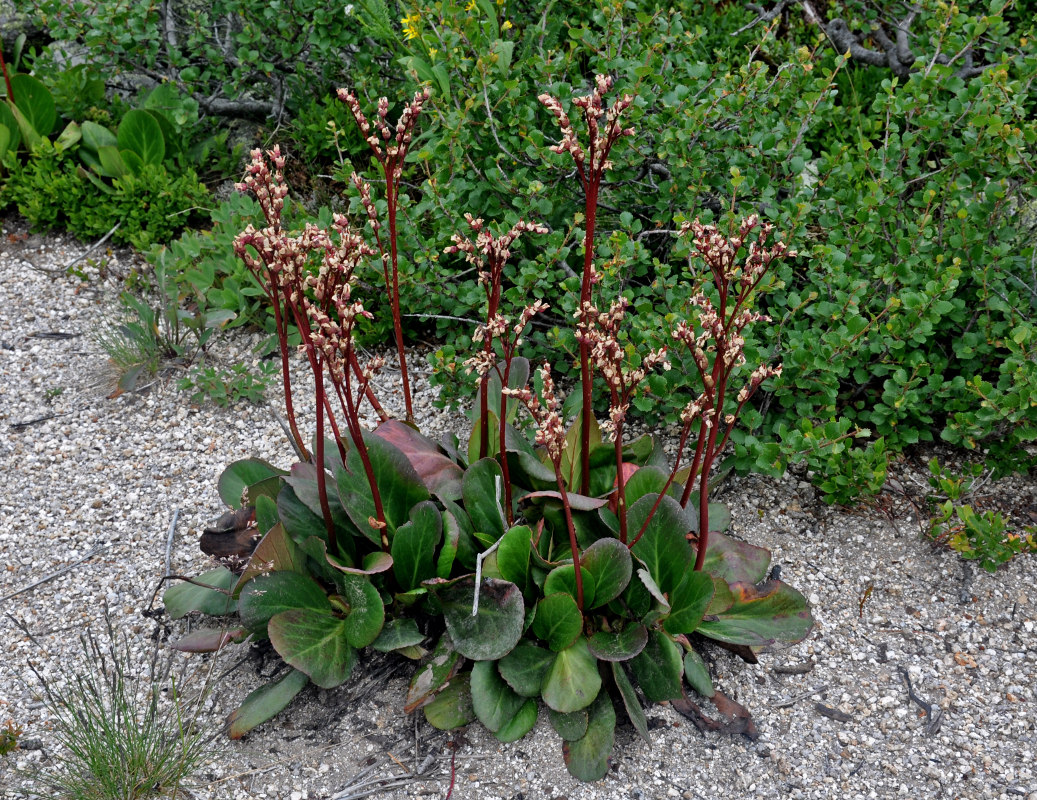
[
  {"x1": 170, "y1": 628, "x2": 245, "y2": 653},
  {"x1": 327, "y1": 550, "x2": 394, "y2": 575},
  {"x1": 697, "y1": 580, "x2": 813, "y2": 646},
  {"x1": 700, "y1": 530, "x2": 771, "y2": 585},
  {"x1": 518, "y1": 490, "x2": 608, "y2": 512},
  {"x1": 228, "y1": 668, "x2": 309, "y2": 739},
  {"x1": 406, "y1": 634, "x2": 464, "y2": 713},
  {"x1": 374, "y1": 419, "x2": 463, "y2": 500}
]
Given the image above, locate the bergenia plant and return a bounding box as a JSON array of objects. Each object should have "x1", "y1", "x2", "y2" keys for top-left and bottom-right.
[{"x1": 164, "y1": 77, "x2": 814, "y2": 785}]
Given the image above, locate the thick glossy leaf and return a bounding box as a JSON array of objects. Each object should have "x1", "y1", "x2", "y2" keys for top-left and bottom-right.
[
  {"x1": 663, "y1": 570, "x2": 715, "y2": 635},
  {"x1": 117, "y1": 108, "x2": 165, "y2": 165},
  {"x1": 483, "y1": 357, "x2": 530, "y2": 425},
  {"x1": 423, "y1": 672, "x2": 475, "y2": 730},
  {"x1": 372, "y1": 618, "x2": 425, "y2": 652},
  {"x1": 327, "y1": 550, "x2": 394, "y2": 576},
  {"x1": 268, "y1": 609, "x2": 356, "y2": 689},
  {"x1": 0, "y1": 122, "x2": 10, "y2": 161},
  {"x1": 238, "y1": 572, "x2": 330, "y2": 635},
  {"x1": 560, "y1": 412, "x2": 601, "y2": 491},
  {"x1": 631, "y1": 630, "x2": 684, "y2": 703},
  {"x1": 545, "y1": 708, "x2": 588, "y2": 746},
  {"x1": 374, "y1": 419, "x2": 463, "y2": 500},
  {"x1": 519, "y1": 490, "x2": 608, "y2": 512},
  {"x1": 436, "y1": 505, "x2": 469, "y2": 576},
  {"x1": 562, "y1": 692, "x2": 615, "y2": 781},
  {"x1": 228, "y1": 668, "x2": 309, "y2": 739},
  {"x1": 243, "y1": 475, "x2": 284, "y2": 508},
  {"x1": 495, "y1": 698, "x2": 537, "y2": 742},
  {"x1": 697, "y1": 580, "x2": 813, "y2": 646},
  {"x1": 467, "y1": 409, "x2": 501, "y2": 463},
  {"x1": 219, "y1": 459, "x2": 288, "y2": 509},
  {"x1": 706, "y1": 575, "x2": 735, "y2": 615},
  {"x1": 471, "y1": 660, "x2": 527, "y2": 733},
  {"x1": 498, "y1": 641, "x2": 553, "y2": 697},
  {"x1": 96, "y1": 144, "x2": 128, "y2": 178},
  {"x1": 462, "y1": 458, "x2": 506, "y2": 542},
  {"x1": 496, "y1": 525, "x2": 532, "y2": 587},
  {"x1": 611, "y1": 662, "x2": 650, "y2": 742},
  {"x1": 338, "y1": 574, "x2": 385, "y2": 648},
  {"x1": 79, "y1": 119, "x2": 116, "y2": 154},
  {"x1": 234, "y1": 523, "x2": 303, "y2": 595},
  {"x1": 286, "y1": 463, "x2": 353, "y2": 534},
  {"x1": 170, "y1": 628, "x2": 244, "y2": 653},
  {"x1": 392, "y1": 500, "x2": 442, "y2": 591},
  {"x1": 531, "y1": 593, "x2": 583, "y2": 652},
  {"x1": 435, "y1": 577, "x2": 524, "y2": 661},
  {"x1": 683, "y1": 649, "x2": 715, "y2": 698},
  {"x1": 541, "y1": 637, "x2": 600, "y2": 713},
  {"x1": 621, "y1": 465, "x2": 670, "y2": 506},
  {"x1": 629, "y1": 493, "x2": 694, "y2": 595},
  {"x1": 406, "y1": 634, "x2": 463, "y2": 712},
  {"x1": 277, "y1": 483, "x2": 329, "y2": 543},
  {"x1": 255, "y1": 494, "x2": 280, "y2": 536},
  {"x1": 700, "y1": 530, "x2": 771, "y2": 585},
  {"x1": 339, "y1": 432, "x2": 430, "y2": 543},
  {"x1": 164, "y1": 567, "x2": 237, "y2": 618},
  {"x1": 543, "y1": 564, "x2": 596, "y2": 608},
  {"x1": 508, "y1": 448, "x2": 558, "y2": 490},
  {"x1": 587, "y1": 624, "x2": 649, "y2": 662},
  {"x1": 11, "y1": 73, "x2": 56, "y2": 137},
  {"x1": 580, "y1": 538, "x2": 632, "y2": 608}
]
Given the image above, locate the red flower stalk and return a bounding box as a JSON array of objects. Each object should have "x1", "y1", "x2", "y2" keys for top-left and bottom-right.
[
  {"x1": 504, "y1": 365, "x2": 585, "y2": 610},
  {"x1": 339, "y1": 87, "x2": 431, "y2": 423},
  {"x1": 577, "y1": 295, "x2": 668, "y2": 544},
  {"x1": 659, "y1": 214, "x2": 792, "y2": 570},
  {"x1": 539, "y1": 75, "x2": 634, "y2": 495},
  {"x1": 234, "y1": 147, "x2": 392, "y2": 552},
  {"x1": 445, "y1": 214, "x2": 549, "y2": 524}
]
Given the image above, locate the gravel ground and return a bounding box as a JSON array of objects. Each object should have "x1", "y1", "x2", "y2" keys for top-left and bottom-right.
[{"x1": 1, "y1": 219, "x2": 1035, "y2": 800}]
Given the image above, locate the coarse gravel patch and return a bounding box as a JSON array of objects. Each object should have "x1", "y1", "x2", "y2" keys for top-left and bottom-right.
[{"x1": 1, "y1": 218, "x2": 1035, "y2": 800}]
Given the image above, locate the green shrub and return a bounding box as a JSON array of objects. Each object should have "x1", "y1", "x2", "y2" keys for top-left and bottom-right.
[{"x1": 1, "y1": 142, "x2": 209, "y2": 250}]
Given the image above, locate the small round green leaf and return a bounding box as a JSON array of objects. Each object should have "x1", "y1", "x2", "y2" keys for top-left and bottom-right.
[
  {"x1": 531, "y1": 593, "x2": 583, "y2": 652},
  {"x1": 498, "y1": 641, "x2": 554, "y2": 697},
  {"x1": 471, "y1": 660, "x2": 528, "y2": 734},
  {"x1": 495, "y1": 698, "x2": 537, "y2": 742},
  {"x1": 437, "y1": 578, "x2": 525, "y2": 661},
  {"x1": 339, "y1": 574, "x2": 385, "y2": 648},
  {"x1": 268, "y1": 608, "x2": 357, "y2": 689},
  {"x1": 587, "y1": 623, "x2": 649, "y2": 662},
  {"x1": 547, "y1": 707, "x2": 589, "y2": 741},
  {"x1": 219, "y1": 458, "x2": 287, "y2": 509},
  {"x1": 543, "y1": 564, "x2": 596, "y2": 608},
  {"x1": 663, "y1": 569, "x2": 715, "y2": 635},
  {"x1": 541, "y1": 637, "x2": 601, "y2": 713},
  {"x1": 238, "y1": 571, "x2": 330, "y2": 635},
  {"x1": 423, "y1": 672, "x2": 475, "y2": 730},
  {"x1": 580, "y1": 537, "x2": 632, "y2": 608},
  {"x1": 631, "y1": 629, "x2": 684, "y2": 703}
]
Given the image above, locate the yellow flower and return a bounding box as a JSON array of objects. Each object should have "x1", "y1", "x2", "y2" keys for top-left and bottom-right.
[
  {"x1": 465, "y1": 0, "x2": 477, "y2": 10},
  {"x1": 502, "y1": 19, "x2": 512, "y2": 30},
  {"x1": 401, "y1": 13, "x2": 420, "y2": 40},
  {"x1": 429, "y1": 47, "x2": 438, "y2": 61}
]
